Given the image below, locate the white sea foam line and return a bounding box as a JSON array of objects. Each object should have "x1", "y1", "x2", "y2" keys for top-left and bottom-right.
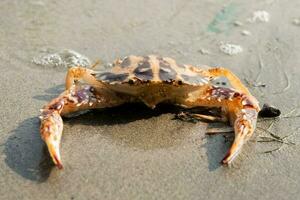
[{"x1": 32, "y1": 49, "x2": 91, "y2": 68}]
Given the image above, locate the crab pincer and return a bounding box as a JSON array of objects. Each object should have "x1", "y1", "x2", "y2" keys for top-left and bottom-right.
[
  {"x1": 221, "y1": 98, "x2": 259, "y2": 164},
  {"x1": 39, "y1": 83, "x2": 125, "y2": 168},
  {"x1": 39, "y1": 86, "x2": 98, "y2": 169},
  {"x1": 40, "y1": 100, "x2": 65, "y2": 169}
]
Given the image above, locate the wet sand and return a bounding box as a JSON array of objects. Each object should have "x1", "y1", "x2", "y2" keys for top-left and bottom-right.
[{"x1": 1, "y1": 0, "x2": 300, "y2": 199}]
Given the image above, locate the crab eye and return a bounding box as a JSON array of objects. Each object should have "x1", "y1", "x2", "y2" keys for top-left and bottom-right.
[
  {"x1": 128, "y1": 79, "x2": 134, "y2": 85},
  {"x1": 89, "y1": 87, "x2": 95, "y2": 92}
]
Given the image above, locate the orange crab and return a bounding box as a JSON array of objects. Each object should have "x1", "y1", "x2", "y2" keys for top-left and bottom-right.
[{"x1": 40, "y1": 55, "x2": 272, "y2": 169}]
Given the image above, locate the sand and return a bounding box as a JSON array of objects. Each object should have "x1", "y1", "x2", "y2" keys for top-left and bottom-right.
[{"x1": 1, "y1": 0, "x2": 300, "y2": 199}]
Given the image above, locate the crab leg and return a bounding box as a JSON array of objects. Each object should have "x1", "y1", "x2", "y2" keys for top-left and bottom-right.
[
  {"x1": 177, "y1": 112, "x2": 228, "y2": 123},
  {"x1": 184, "y1": 85, "x2": 260, "y2": 164},
  {"x1": 65, "y1": 66, "x2": 102, "y2": 90},
  {"x1": 207, "y1": 67, "x2": 252, "y2": 95},
  {"x1": 39, "y1": 85, "x2": 125, "y2": 168}
]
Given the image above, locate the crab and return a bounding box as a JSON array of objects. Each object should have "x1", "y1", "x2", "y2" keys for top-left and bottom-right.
[{"x1": 40, "y1": 55, "x2": 262, "y2": 169}]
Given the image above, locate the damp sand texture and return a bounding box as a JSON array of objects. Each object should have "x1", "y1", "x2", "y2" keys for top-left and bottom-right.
[{"x1": 1, "y1": 1, "x2": 300, "y2": 200}]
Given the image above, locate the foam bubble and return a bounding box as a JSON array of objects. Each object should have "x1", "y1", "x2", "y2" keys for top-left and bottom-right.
[
  {"x1": 247, "y1": 10, "x2": 270, "y2": 23},
  {"x1": 219, "y1": 42, "x2": 243, "y2": 55},
  {"x1": 32, "y1": 49, "x2": 91, "y2": 68}
]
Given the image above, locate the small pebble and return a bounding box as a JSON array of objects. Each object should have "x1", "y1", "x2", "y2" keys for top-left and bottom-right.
[
  {"x1": 292, "y1": 18, "x2": 300, "y2": 26},
  {"x1": 198, "y1": 48, "x2": 210, "y2": 55},
  {"x1": 241, "y1": 30, "x2": 251, "y2": 36},
  {"x1": 258, "y1": 104, "x2": 281, "y2": 118},
  {"x1": 233, "y1": 21, "x2": 243, "y2": 26}
]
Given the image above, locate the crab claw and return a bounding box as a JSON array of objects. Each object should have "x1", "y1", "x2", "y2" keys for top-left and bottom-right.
[
  {"x1": 222, "y1": 108, "x2": 257, "y2": 165},
  {"x1": 222, "y1": 132, "x2": 246, "y2": 164},
  {"x1": 45, "y1": 137, "x2": 63, "y2": 169},
  {"x1": 40, "y1": 111, "x2": 64, "y2": 169}
]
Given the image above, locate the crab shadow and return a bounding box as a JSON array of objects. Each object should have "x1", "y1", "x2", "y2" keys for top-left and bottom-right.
[
  {"x1": 67, "y1": 104, "x2": 229, "y2": 170},
  {"x1": 66, "y1": 103, "x2": 193, "y2": 150},
  {"x1": 201, "y1": 127, "x2": 233, "y2": 171},
  {"x1": 4, "y1": 117, "x2": 55, "y2": 182},
  {"x1": 4, "y1": 84, "x2": 65, "y2": 182}
]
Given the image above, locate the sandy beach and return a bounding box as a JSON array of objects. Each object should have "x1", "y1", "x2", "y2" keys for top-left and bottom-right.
[{"x1": 1, "y1": 0, "x2": 300, "y2": 199}]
